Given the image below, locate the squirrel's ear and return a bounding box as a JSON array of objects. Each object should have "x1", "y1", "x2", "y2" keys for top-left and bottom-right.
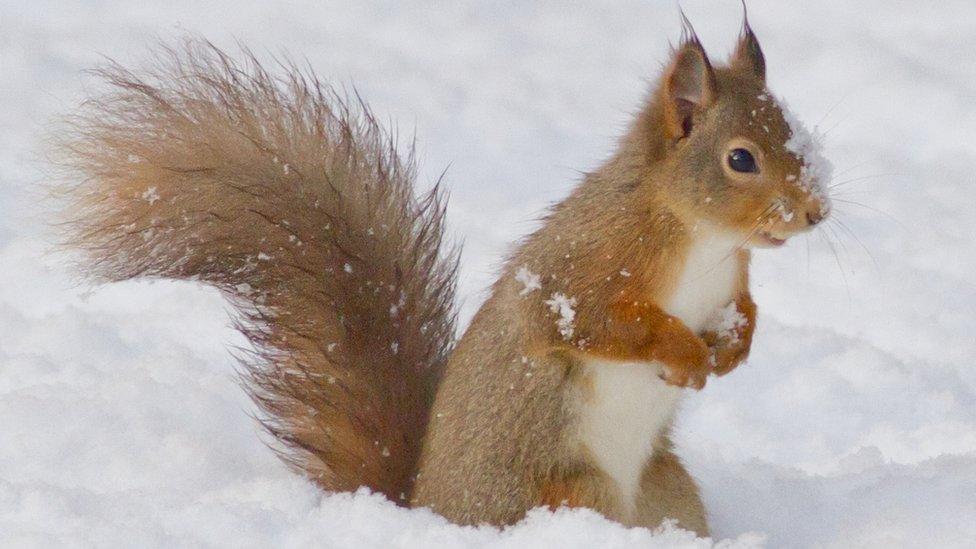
[
  {"x1": 663, "y1": 14, "x2": 716, "y2": 141},
  {"x1": 730, "y1": 5, "x2": 766, "y2": 81}
]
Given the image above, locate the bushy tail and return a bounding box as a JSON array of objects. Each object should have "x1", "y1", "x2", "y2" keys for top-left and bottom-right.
[{"x1": 55, "y1": 39, "x2": 458, "y2": 502}]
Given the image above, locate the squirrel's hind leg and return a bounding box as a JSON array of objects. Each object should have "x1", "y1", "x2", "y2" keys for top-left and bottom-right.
[
  {"x1": 535, "y1": 464, "x2": 622, "y2": 517},
  {"x1": 635, "y1": 445, "x2": 709, "y2": 537}
]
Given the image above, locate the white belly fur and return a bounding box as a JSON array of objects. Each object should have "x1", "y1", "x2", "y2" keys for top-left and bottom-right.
[{"x1": 577, "y1": 228, "x2": 741, "y2": 518}]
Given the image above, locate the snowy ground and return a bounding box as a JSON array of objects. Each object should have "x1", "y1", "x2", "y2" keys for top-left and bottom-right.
[{"x1": 2, "y1": 1, "x2": 976, "y2": 547}]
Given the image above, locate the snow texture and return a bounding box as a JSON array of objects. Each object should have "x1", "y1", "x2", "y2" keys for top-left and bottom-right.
[
  {"x1": 705, "y1": 303, "x2": 748, "y2": 345},
  {"x1": 3, "y1": 1, "x2": 976, "y2": 547},
  {"x1": 778, "y1": 97, "x2": 833, "y2": 210},
  {"x1": 514, "y1": 265, "x2": 542, "y2": 296},
  {"x1": 545, "y1": 293, "x2": 578, "y2": 340}
]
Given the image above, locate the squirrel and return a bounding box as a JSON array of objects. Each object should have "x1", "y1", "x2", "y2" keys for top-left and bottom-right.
[{"x1": 55, "y1": 13, "x2": 829, "y2": 538}]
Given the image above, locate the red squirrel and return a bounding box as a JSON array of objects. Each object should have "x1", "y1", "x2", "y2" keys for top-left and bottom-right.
[{"x1": 56, "y1": 13, "x2": 829, "y2": 536}]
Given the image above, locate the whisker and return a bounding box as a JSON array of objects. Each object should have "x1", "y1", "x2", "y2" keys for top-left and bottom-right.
[
  {"x1": 824, "y1": 220, "x2": 854, "y2": 270},
  {"x1": 815, "y1": 92, "x2": 853, "y2": 129},
  {"x1": 830, "y1": 189, "x2": 877, "y2": 198},
  {"x1": 733, "y1": 203, "x2": 778, "y2": 250},
  {"x1": 831, "y1": 161, "x2": 874, "y2": 180},
  {"x1": 695, "y1": 203, "x2": 778, "y2": 280},
  {"x1": 736, "y1": 203, "x2": 779, "y2": 250},
  {"x1": 818, "y1": 228, "x2": 851, "y2": 301},
  {"x1": 821, "y1": 116, "x2": 847, "y2": 140},
  {"x1": 804, "y1": 232, "x2": 811, "y2": 279},
  {"x1": 828, "y1": 172, "x2": 902, "y2": 190},
  {"x1": 831, "y1": 198, "x2": 907, "y2": 230},
  {"x1": 830, "y1": 215, "x2": 879, "y2": 271}
]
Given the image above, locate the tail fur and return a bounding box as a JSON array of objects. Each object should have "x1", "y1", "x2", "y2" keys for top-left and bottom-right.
[{"x1": 55, "y1": 39, "x2": 458, "y2": 502}]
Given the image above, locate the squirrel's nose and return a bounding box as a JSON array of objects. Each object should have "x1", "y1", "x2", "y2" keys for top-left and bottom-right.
[{"x1": 806, "y1": 209, "x2": 824, "y2": 227}]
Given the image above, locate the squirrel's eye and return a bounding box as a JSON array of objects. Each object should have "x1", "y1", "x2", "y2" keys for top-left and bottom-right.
[{"x1": 727, "y1": 148, "x2": 758, "y2": 174}]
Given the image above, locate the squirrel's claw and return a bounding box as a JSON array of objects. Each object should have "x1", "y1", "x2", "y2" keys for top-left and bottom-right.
[{"x1": 659, "y1": 366, "x2": 708, "y2": 391}]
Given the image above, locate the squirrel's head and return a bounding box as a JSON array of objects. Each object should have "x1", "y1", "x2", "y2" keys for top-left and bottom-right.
[{"x1": 646, "y1": 14, "x2": 831, "y2": 248}]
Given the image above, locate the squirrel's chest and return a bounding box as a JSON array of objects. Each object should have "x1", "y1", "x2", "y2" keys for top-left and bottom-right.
[
  {"x1": 664, "y1": 232, "x2": 742, "y2": 331},
  {"x1": 575, "y1": 233, "x2": 741, "y2": 519}
]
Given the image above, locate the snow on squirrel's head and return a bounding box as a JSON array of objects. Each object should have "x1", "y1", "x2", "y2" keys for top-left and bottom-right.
[{"x1": 643, "y1": 9, "x2": 831, "y2": 248}]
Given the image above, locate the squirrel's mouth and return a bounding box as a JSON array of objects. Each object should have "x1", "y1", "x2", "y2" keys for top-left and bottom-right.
[{"x1": 756, "y1": 230, "x2": 788, "y2": 248}]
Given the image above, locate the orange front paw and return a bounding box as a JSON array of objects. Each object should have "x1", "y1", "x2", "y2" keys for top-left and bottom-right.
[
  {"x1": 704, "y1": 333, "x2": 750, "y2": 376},
  {"x1": 654, "y1": 337, "x2": 711, "y2": 390},
  {"x1": 701, "y1": 299, "x2": 755, "y2": 377}
]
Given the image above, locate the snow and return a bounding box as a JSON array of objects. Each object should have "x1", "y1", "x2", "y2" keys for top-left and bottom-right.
[
  {"x1": 777, "y1": 97, "x2": 833, "y2": 209},
  {"x1": 3, "y1": 1, "x2": 976, "y2": 547},
  {"x1": 544, "y1": 293, "x2": 578, "y2": 341},
  {"x1": 514, "y1": 265, "x2": 542, "y2": 296},
  {"x1": 704, "y1": 303, "x2": 748, "y2": 345},
  {"x1": 772, "y1": 196, "x2": 795, "y2": 223},
  {"x1": 141, "y1": 186, "x2": 160, "y2": 205}
]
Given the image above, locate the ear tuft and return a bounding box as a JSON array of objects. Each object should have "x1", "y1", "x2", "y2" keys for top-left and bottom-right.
[
  {"x1": 730, "y1": 2, "x2": 766, "y2": 81},
  {"x1": 663, "y1": 11, "x2": 716, "y2": 141}
]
